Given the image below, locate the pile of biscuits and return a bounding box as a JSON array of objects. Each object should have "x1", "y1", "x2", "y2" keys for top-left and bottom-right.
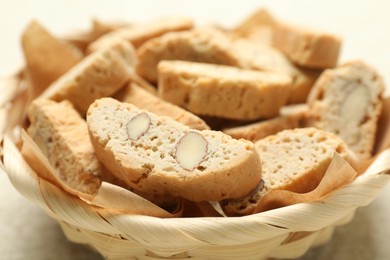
[{"x1": 21, "y1": 9, "x2": 385, "y2": 216}]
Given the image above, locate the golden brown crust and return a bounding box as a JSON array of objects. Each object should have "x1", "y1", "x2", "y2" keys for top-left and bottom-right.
[
  {"x1": 233, "y1": 39, "x2": 321, "y2": 104},
  {"x1": 114, "y1": 82, "x2": 209, "y2": 130},
  {"x1": 273, "y1": 22, "x2": 342, "y2": 69},
  {"x1": 21, "y1": 21, "x2": 83, "y2": 96},
  {"x1": 233, "y1": 8, "x2": 276, "y2": 46},
  {"x1": 136, "y1": 29, "x2": 244, "y2": 83},
  {"x1": 158, "y1": 60, "x2": 292, "y2": 120},
  {"x1": 39, "y1": 41, "x2": 136, "y2": 115},
  {"x1": 87, "y1": 16, "x2": 194, "y2": 52},
  {"x1": 223, "y1": 105, "x2": 309, "y2": 142}
]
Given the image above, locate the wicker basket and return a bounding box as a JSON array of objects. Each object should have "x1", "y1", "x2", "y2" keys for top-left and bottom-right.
[{"x1": 1, "y1": 70, "x2": 390, "y2": 260}]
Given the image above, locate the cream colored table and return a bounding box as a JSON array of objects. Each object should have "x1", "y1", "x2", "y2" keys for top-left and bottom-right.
[{"x1": 1, "y1": 1, "x2": 390, "y2": 259}]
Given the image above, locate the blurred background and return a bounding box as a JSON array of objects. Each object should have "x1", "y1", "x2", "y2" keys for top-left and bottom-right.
[{"x1": 1, "y1": 0, "x2": 389, "y2": 259}]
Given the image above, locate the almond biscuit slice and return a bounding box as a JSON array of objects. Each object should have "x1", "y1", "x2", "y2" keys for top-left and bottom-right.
[
  {"x1": 136, "y1": 29, "x2": 244, "y2": 83},
  {"x1": 221, "y1": 127, "x2": 356, "y2": 216},
  {"x1": 27, "y1": 99, "x2": 177, "y2": 207},
  {"x1": 87, "y1": 97, "x2": 262, "y2": 201},
  {"x1": 115, "y1": 82, "x2": 209, "y2": 130},
  {"x1": 39, "y1": 41, "x2": 137, "y2": 115},
  {"x1": 158, "y1": 61, "x2": 292, "y2": 120},
  {"x1": 87, "y1": 16, "x2": 194, "y2": 53},
  {"x1": 307, "y1": 61, "x2": 385, "y2": 159},
  {"x1": 273, "y1": 21, "x2": 342, "y2": 69}
]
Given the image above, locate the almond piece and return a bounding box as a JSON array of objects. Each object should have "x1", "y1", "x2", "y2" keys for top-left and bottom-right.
[
  {"x1": 175, "y1": 131, "x2": 208, "y2": 170},
  {"x1": 340, "y1": 85, "x2": 369, "y2": 125},
  {"x1": 126, "y1": 112, "x2": 151, "y2": 141}
]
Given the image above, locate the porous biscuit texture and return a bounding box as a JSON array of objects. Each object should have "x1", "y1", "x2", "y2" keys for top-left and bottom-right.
[
  {"x1": 40, "y1": 41, "x2": 137, "y2": 115},
  {"x1": 27, "y1": 99, "x2": 103, "y2": 194},
  {"x1": 222, "y1": 127, "x2": 355, "y2": 216},
  {"x1": 87, "y1": 98, "x2": 262, "y2": 201}
]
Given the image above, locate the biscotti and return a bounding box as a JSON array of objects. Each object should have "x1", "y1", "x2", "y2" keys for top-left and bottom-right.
[
  {"x1": 64, "y1": 19, "x2": 131, "y2": 53},
  {"x1": 114, "y1": 82, "x2": 209, "y2": 130},
  {"x1": 39, "y1": 41, "x2": 137, "y2": 115},
  {"x1": 233, "y1": 39, "x2": 321, "y2": 104},
  {"x1": 87, "y1": 97, "x2": 262, "y2": 201},
  {"x1": 158, "y1": 60, "x2": 292, "y2": 120},
  {"x1": 223, "y1": 105, "x2": 308, "y2": 142},
  {"x1": 27, "y1": 99, "x2": 103, "y2": 194},
  {"x1": 273, "y1": 21, "x2": 342, "y2": 69},
  {"x1": 307, "y1": 61, "x2": 384, "y2": 159},
  {"x1": 136, "y1": 29, "x2": 243, "y2": 83},
  {"x1": 233, "y1": 8, "x2": 275, "y2": 46},
  {"x1": 234, "y1": 8, "x2": 275, "y2": 38},
  {"x1": 221, "y1": 127, "x2": 355, "y2": 216},
  {"x1": 26, "y1": 98, "x2": 177, "y2": 208},
  {"x1": 88, "y1": 16, "x2": 194, "y2": 52},
  {"x1": 22, "y1": 21, "x2": 83, "y2": 96}
]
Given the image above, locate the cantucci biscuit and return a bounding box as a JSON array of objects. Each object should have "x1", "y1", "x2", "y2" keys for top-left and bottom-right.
[
  {"x1": 233, "y1": 8, "x2": 275, "y2": 46},
  {"x1": 87, "y1": 16, "x2": 194, "y2": 52},
  {"x1": 136, "y1": 29, "x2": 244, "y2": 83},
  {"x1": 87, "y1": 98, "x2": 262, "y2": 201},
  {"x1": 223, "y1": 105, "x2": 308, "y2": 142},
  {"x1": 27, "y1": 99, "x2": 177, "y2": 207},
  {"x1": 114, "y1": 82, "x2": 209, "y2": 130},
  {"x1": 22, "y1": 21, "x2": 83, "y2": 96},
  {"x1": 64, "y1": 18, "x2": 131, "y2": 53},
  {"x1": 233, "y1": 39, "x2": 321, "y2": 104},
  {"x1": 307, "y1": 61, "x2": 385, "y2": 159},
  {"x1": 27, "y1": 99, "x2": 104, "y2": 194},
  {"x1": 158, "y1": 61, "x2": 292, "y2": 120},
  {"x1": 273, "y1": 21, "x2": 342, "y2": 69},
  {"x1": 222, "y1": 127, "x2": 356, "y2": 216},
  {"x1": 39, "y1": 41, "x2": 137, "y2": 115}
]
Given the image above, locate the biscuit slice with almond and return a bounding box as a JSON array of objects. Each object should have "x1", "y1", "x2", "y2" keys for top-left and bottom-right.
[
  {"x1": 307, "y1": 61, "x2": 385, "y2": 159},
  {"x1": 87, "y1": 97, "x2": 262, "y2": 201},
  {"x1": 158, "y1": 60, "x2": 292, "y2": 120},
  {"x1": 27, "y1": 99, "x2": 179, "y2": 207}
]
